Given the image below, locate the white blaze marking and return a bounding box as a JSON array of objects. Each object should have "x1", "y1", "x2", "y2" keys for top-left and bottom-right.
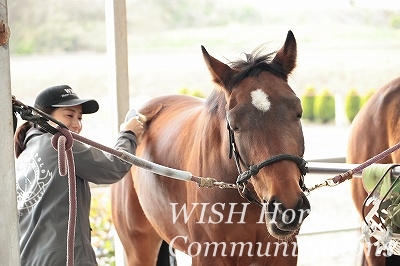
[{"x1": 251, "y1": 89, "x2": 271, "y2": 112}]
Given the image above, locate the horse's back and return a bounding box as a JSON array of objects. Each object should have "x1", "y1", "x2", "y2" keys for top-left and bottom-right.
[
  {"x1": 139, "y1": 94, "x2": 205, "y2": 123},
  {"x1": 137, "y1": 94, "x2": 207, "y2": 172}
]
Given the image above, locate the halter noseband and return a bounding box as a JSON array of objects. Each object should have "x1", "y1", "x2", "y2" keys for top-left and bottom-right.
[{"x1": 227, "y1": 120, "x2": 309, "y2": 206}]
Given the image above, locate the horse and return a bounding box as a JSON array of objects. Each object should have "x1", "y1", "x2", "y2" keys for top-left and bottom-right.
[
  {"x1": 111, "y1": 30, "x2": 311, "y2": 265},
  {"x1": 347, "y1": 76, "x2": 400, "y2": 266}
]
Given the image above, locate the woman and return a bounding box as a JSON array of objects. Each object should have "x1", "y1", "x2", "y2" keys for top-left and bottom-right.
[{"x1": 14, "y1": 85, "x2": 144, "y2": 266}]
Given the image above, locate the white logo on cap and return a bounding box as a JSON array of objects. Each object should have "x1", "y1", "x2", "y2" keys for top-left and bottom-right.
[
  {"x1": 60, "y1": 88, "x2": 77, "y2": 98},
  {"x1": 64, "y1": 88, "x2": 75, "y2": 95}
]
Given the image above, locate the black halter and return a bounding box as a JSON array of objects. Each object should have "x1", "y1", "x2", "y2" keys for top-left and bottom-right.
[{"x1": 227, "y1": 120, "x2": 309, "y2": 206}]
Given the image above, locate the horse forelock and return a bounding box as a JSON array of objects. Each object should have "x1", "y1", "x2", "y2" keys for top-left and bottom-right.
[
  {"x1": 227, "y1": 47, "x2": 288, "y2": 90},
  {"x1": 204, "y1": 46, "x2": 294, "y2": 116}
]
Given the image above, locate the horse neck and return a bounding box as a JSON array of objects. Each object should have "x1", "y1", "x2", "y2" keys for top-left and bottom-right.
[{"x1": 201, "y1": 91, "x2": 238, "y2": 179}]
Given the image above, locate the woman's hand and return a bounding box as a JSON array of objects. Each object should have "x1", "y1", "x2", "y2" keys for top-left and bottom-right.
[{"x1": 120, "y1": 117, "x2": 144, "y2": 139}]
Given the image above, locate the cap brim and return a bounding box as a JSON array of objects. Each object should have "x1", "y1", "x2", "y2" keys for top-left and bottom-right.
[{"x1": 52, "y1": 99, "x2": 99, "y2": 114}]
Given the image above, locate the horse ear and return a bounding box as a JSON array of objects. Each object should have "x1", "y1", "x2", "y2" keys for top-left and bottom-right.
[
  {"x1": 201, "y1": 45, "x2": 236, "y2": 90},
  {"x1": 272, "y1": 30, "x2": 297, "y2": 77}
]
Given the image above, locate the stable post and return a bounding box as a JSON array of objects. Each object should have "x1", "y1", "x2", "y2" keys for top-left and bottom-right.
[
  {"x1": 0, "y1": 1, "x2": 21, "y2": 265},
  {"x1": 105, "y1": 1, "x2": 130, "y2": 265},
  {"x1": 105, "y1": 0, "x2": 130, "y2": 135}
]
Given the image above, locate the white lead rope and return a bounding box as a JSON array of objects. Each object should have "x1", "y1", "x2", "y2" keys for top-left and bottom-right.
[{"x1": 119, "y1": 150, "x2": 192, "y2": 181}]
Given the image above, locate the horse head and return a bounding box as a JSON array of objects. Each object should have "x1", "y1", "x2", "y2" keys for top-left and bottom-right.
[{"x1": 202, "y1": 31, "x2": 310, "y2": 240}]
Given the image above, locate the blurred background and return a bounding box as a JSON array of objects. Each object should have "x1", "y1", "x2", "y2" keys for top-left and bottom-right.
[
  {"x1": 9, "y1": 0, "x2": 400, "y2": 97},
  {"x1": 8, "y1": 0, "x2": 400, "y2": 142},
  {"x1": 7, "y1": 1, "x2": 400, "y2": 265}
]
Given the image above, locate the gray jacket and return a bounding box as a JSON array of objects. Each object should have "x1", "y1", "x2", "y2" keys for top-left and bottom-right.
[{"x1": 16, "y1": 128, "x2": 137, "y2": 265}]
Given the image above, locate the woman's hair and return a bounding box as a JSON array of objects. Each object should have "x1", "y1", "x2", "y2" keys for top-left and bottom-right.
[{"x1": 14, "y1": 106, "x2": 56, "y2": 158}]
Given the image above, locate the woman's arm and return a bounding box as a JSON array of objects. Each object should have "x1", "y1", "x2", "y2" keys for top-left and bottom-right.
[{"x1": 74, "y1": 132, "x2": 138, "y2": 184}]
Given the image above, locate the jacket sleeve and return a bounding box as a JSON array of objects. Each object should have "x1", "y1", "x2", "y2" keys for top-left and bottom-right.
[{"x1": 73, "y1": 132, "x2": 138, "y2": 184}]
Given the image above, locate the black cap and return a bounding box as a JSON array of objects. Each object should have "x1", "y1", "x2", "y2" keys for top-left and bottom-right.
[{"x1": 34, "y1": 85, "x2": 99, "y2": 114}]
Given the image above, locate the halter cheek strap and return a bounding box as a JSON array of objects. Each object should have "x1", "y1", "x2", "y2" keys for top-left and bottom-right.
[{"x1": 227, "y1": 120, "x2": 309, "y2": 206}]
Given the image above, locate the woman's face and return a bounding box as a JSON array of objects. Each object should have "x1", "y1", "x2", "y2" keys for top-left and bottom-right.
[{"x1": 51, "y1": 105, "x2": 83, "y2": 134}]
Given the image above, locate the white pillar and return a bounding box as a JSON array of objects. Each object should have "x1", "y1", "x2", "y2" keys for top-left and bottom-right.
[
  {"x1": 105, "y1": 1, "x2": 129, "y2": 265},
  {"x1": 335, "y1": 93, "x2": 349, "y2": 127},
  {"x1": 105, "y1": 0, "x2": 130, "y2": 137},
  {"x1": 0, "y1": 1, "x2": 21, "y2": 265}
]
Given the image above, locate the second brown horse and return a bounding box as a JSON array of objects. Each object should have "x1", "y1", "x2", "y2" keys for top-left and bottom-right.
[{"x1": 348, "y1": 76, "x2": 400, "y2": 266}]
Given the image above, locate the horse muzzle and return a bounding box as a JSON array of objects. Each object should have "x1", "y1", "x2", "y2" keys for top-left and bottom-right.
[{"x1": 264, "y1": 193, "x2": 311, "y2": 238}]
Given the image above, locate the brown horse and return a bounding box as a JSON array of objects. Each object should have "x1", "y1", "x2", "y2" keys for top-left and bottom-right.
[
  {"x1": 111, "y1": 31, "x2": 311, "y2": 265},
  {"x1": 347, "y1": 76, "x2": 400, "y2": 266}
]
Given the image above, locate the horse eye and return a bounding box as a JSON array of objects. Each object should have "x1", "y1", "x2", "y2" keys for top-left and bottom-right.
[
  {"x1": 297, "y1": 112, "x2": 302, "y2": 119},
  {"x1": 227, "y1": 116, "x2": 241, "y2": 132},
  {"x1": 233, "y1": 126, "x2": 241, "y2": 132},
  {"x1": 229, "y1": 123, "x2": 241, "y2": 132}
]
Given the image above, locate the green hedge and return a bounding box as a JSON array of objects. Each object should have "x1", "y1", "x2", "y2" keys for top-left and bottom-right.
[
  {"x1": 300, "y1": 86, "x2": 378, "y2": 124},
  {"x1": 313, "y1": 89, "x2": 335, "y2": 123},
  {"x1": 344, "y1": 88, "x2": 361, "y2": 122},
  {"x1": 301, "y1": 85, "x2": 316, "y2": 121},
  {"x1": 178, "y1": 87, "x2": 206, "y2": 98},
  {"x1": 361, "y1": 89, "x2": 375, "y2": 107}
]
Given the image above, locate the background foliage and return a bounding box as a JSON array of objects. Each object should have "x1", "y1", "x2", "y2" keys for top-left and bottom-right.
[
  {"x1": 301, "y1": 85, "x2": 316, "y2": 122},
  {"x1": 89, "y1": 188, "x2": 115, "y2": 266},
  {"x1": 313, "y1": 89, "x2": 336, "y2": 123},
  {"x1": 9, "y1": 1, "x2": 400, "y2": 102},
  {"x1": 8, "y1": 1, "x2": 400, "y2": 54},
  {"x1": 344, "y1": 88, "x2": 361, "y2": 122},
  {"x1": 8, "y1": 0, "x2": 261, "y2": 54}
]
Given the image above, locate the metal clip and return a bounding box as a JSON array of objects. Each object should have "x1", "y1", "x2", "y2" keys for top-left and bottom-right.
[
  {"x1": 326, "y1": 178, "x2": 339, "y2": 187},
  {"x1": 306, "y1": 178, "x2": 338, "y2": 193}
]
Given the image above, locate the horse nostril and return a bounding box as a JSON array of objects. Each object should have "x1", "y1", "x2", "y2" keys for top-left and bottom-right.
[
  {"x1": 267, "y1": 197, "x2": 283, "y2": 215},
  {"x1": 297, "y1": 193, "x2": 311, "y2": 221}
]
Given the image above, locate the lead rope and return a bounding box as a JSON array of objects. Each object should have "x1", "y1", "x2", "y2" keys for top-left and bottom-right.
[
  {"x1": 51, "y1": 127, "x2": 76, "y2": 266},
  {"x1": 332, "y1": 142, "x2": 400, "y2": 184},
  {"x1": 308, "y1": 140, "x2": 400, "y2": 192}
]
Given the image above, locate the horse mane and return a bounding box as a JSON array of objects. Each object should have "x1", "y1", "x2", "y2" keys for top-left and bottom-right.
[{"x1": 205, "y1": 46, "x2": 286, "y2": 116}]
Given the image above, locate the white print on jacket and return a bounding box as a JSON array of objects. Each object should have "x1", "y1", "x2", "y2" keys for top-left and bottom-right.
[{"x1": 16, "y1": 151, "x2": 52, "y2": 216}]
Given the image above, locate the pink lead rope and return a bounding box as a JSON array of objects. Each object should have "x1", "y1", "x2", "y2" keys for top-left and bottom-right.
[
  {"x1": 332, "y1": 141, "x2": 400, "y2": 184},
  {"x1": 51, "y1": 127, "x2": 77, "y2": 266}
]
